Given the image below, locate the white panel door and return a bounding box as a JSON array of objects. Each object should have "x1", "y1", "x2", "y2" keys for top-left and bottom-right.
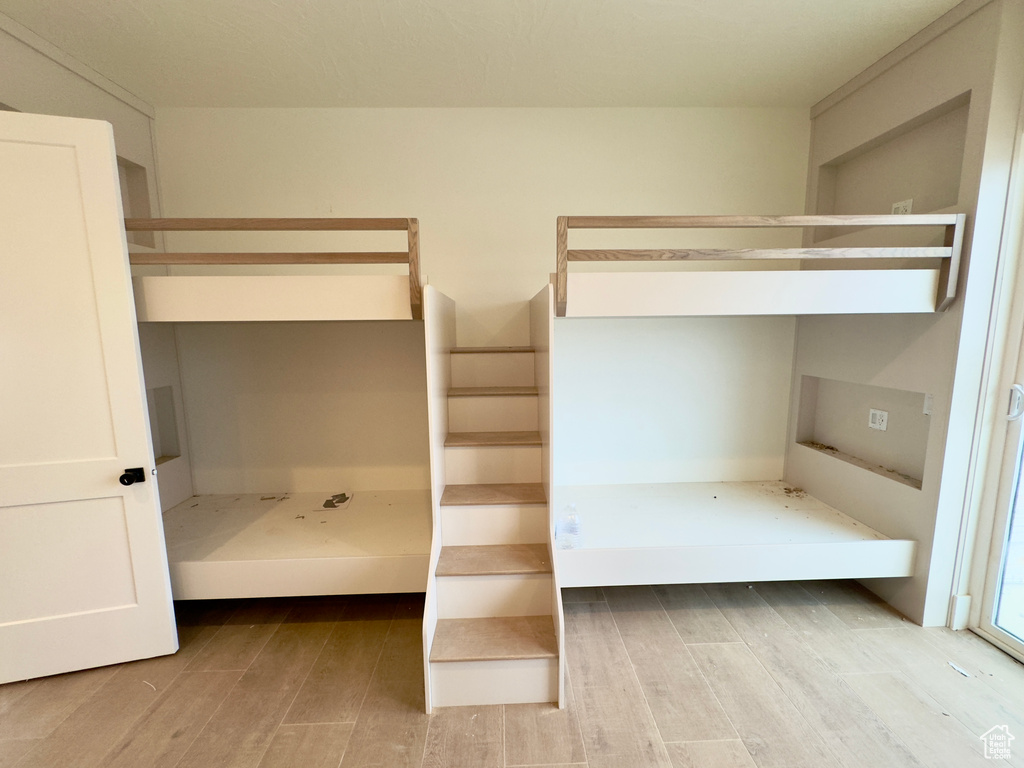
[{"x1": 0, "y1": 111, "x2": 177, "y2": 683}]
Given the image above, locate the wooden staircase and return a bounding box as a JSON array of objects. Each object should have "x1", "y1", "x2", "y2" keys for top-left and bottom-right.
[{"x1": 427, "y1": 346, "x2": 559, "y2": 707}]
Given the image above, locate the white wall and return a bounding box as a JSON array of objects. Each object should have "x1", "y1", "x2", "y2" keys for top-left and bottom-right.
[{"x1": 153, "y1": 107, "x2": 810, "y2": 346}]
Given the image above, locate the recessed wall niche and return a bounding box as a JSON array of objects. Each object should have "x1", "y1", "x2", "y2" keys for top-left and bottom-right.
[
  {"x1": 813, "y1": 92, "x2": 970, "y2": 243},
  {"x1": 796, "y1": 376, "x2": 930, "y2": 489},
  {"x1": 147, "y1": 385, "x2": 180, "y2": 465},
  {"x1": 117, "y1": 156, "x2": 154, "y2": 248}
]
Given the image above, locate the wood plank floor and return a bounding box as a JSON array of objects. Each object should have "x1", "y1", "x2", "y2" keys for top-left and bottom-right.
[{"x1": 2, "y1": 581, "x2": 1023, "y2": 768}]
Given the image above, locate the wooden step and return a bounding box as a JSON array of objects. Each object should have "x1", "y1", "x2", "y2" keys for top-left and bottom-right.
[
  {"x1": 445, "y1": 431, "x2": 541, "y2": 447},
  {"x1": 448, "y1": 386, "x2": 538, "y2": 397},
  {"x1": 441, "y1": 483, "x2": 546, "y2": 506},
  {"x1": 451, "y1": 346, "x2": 534, "y2": 354},
  {"x1": 437, "y1": 544, "x2": 550, "y2": 576},
  {"x1": 430, "y1": 616, "x2": 556, "y2": 662}
]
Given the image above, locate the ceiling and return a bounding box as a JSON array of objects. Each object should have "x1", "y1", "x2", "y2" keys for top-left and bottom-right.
[{"x1": 0, "y1": 0, "x2": 964, "y2": 108}]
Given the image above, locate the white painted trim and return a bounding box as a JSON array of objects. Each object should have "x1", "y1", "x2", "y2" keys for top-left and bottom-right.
[
  {"x1": 0, "y1": 12, "x2": 154, "y2": 118},
  {"x1": 811, "y1": 0, "x2": 993, "y2": 118},
  {"x1": 435, "y1": 574, "x2": 553, "y2": 618},
  {"x1": 421, "y1": 285, "x2": 457, "y2": 714},
  {"x1": 531, "y1": 281, "x2": 564, "y2": 708}
]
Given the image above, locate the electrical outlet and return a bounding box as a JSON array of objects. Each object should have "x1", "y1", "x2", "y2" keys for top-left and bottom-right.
[
  {"x1": 923, "y1": 394, "x2": 934, "y2": 415},
  {"x1": 891, "y1": 198, "x2": 913, "y2": 215},
  {"x1": 869, "y1": 408, "x2": 888, "y2": 431}
]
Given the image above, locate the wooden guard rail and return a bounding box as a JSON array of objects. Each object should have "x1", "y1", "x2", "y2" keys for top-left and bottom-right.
[
  {"x1": 555, "y1": 214, "x2": 967, "y2": 317},
  {"x1": 126, "y1": 218, "x2": 422, "y2": 319}
]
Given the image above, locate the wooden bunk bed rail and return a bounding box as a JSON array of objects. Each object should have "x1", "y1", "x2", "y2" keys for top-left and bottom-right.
[
  {"x1": 555, "y1": 213, "x2": 966, "y2": 317},
  {"x1": 126, "y1": 217, "x2": 423, "y2": 319}
]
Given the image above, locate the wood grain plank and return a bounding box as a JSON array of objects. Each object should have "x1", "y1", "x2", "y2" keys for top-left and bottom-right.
[
  {"x1": 752, "y1": 581, "x2": 890, "y2": 674},
  {"x1": 689, "y1": 642, "x2": 842, "y2": 768},
  {"x1": 451, "y1": 347, "x2": 535, "y2": 354},
  {"x1": 652, "y1": 584, "x2": 740, "y2": 644},
  {"x1": 184, "y1": 599, "x2": 293, "y2": 672},
  {"x1": 448, "y1": 386, "x2": 539, "y2": 397},
  {"x1": 804, "y1": 581, "x2": 908, "y2": 629},
  {"x1": 557, "y1": 216, "x2": 568, "y2": 317},
  {"x1": 604, "y1": 586, "x2": 735, "y2": 742},
  {"x1": 564, "y1": 214, "x2": 959, "y2": 229},
  {"x1": 704, "y1": 584, "x2": 925, "y2": 768},
  {"x1": 841, "y1": 672, "x2": 993, "y2": 767},
  {"x1": 421, "y1": 705, "x2": 503, "y2": 768},
  {"x1": 564, "y1": 602, "x2": 673, "y2": 767},
  {"x1": 339, "y1": 610, "x2": 429, "y2": 768},
  {"x1": 173, "y1": 603, "x2": 337, "y2": 768},
  {"x1": 14, "y1": 638, "x2": 223, "y2": 768},
  {"x1": 504, "y1": 673, "x2": 586, "y2": 766},
  {"x1": 562, "y1": 587, "x2": 606, "y2": 603},
  {"x1": 567, "y1": 247, "x2": 949, "y2": 261},
  {"x1": 921, "y1": 626, "x2": 1024, "y2": 709},
  {"x1": 257, "y1": 723, "x2": 354, "y2": 768},
  {"x1": 0, "y1": 666, "x2": 117, "y2": 740},
  {"x1": 665, "y1": 740, "x2": 757, "y2": 768},
  {"x1": 445, "y1": 431, "x2": 542, "y2": 447},
  {"x1": 338, "y1": 677, "x2": 429, "y2": 768},
  {"x1": 437, "y1": 544, "x2": 551, "y2": 576},
  {"x1": 129, "y1": 252, "x2": 409, "y2": 265},
  {"x1": 431, "y1": 616, "x2": 557, "y2": 661},
  {"x1": 0, "y1": 738, "x2": 38, "y2": 767},
  {"x1": 853, "y1": 627, "x2": 1024, "y2": 746},
  {"x1": 100, "y1": 670, "x2": 242, "y2": 768},
  {"x1": 124, "y1": 217, "x2": 410, "y2": 231},
  {"x1": 283, "y1": 596, "x2": 396, "y2": 725},
  {"x1": 406, "y1": 217, "x2": 422, "y2": 321}
]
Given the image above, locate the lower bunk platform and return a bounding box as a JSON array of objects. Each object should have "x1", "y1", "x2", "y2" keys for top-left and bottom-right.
[
  {"x1": 554, "y1": 481, "x2": 915, "y2": 587},
  {"x1": 162, "y1": 490, "x2": 431, "y2": 599}
]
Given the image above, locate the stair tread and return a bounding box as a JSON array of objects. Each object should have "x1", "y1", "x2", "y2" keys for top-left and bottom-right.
[
  {"x1": 430, "y1": 616, "x2": 557, "y2": 662},
  {"x1": 445, "y1": 431, "x2": 542, "y2": 447},
  {"x1": 451, "y1": 346, "x2": 535, "y2": 354},
  {"x1": 449, "y1": 386, "x2": 539, "y2": 397},
  {"x1": 441, "y1": 483, "x2": 547, "y2": 506},
  {"x1": 437, "y1": 543, "x2": 551, "y2": 576}
]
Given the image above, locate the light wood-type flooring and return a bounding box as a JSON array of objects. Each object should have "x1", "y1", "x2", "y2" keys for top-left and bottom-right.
[{"x1": 2, "y1": 580, "x2": 1023, "y2": 768}]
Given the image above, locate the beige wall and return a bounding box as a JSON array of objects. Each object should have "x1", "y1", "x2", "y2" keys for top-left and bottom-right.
[
  {"x1": 153, "y1": 107, "x2": 810, "y2": 345},
  {"x1": 0, "y1": 17, "x2": 197, "y2": 510},
  {"x1": 152, "y1": 107, "x2": 810, "y2": 493},
  {"x1": 789, "y1": 0, "x2": 1024, "y2": 625}
]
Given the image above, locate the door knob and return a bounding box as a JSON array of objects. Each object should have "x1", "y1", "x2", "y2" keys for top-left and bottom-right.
[{"x1": 119, "y1": 467, "x2": 146, "y2": 486}]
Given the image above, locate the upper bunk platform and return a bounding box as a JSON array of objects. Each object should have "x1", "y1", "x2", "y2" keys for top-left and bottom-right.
[
  {"x1": 555, "y1": 214, "x2": 966, "y2": 318},
  {"x1": 127, "y1": 217, "x2": 422, "y2": 322},
  {"x1": 554, "y1": 481, "x2": 916, "y2": 587}
]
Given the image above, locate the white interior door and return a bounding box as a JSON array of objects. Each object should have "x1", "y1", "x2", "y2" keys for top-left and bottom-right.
[{"x1": 0, "y1": 111, "x2": 177, "y2": 683}]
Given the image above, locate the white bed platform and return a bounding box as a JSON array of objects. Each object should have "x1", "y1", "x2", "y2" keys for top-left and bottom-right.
[
  {"x1": 563, "y1": 269, "x2": 940, "y2": 317},
  {"x1": 554, "y1": 481, "x2": 916, "y2": 587},
  {"x1": 133, "y1": 275, "x2": 415, "y2": 322},
  {"x1": 162, "y1": 490, "x2": 431, "y2": 599}
]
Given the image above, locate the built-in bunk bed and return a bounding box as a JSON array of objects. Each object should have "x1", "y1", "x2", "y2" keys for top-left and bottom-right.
[
  {"x1": 550, "y1": 213, "x2": 966, "y2": 588},
  {"x1": 129, "y1": 218, "x2": 434, "y2": 599}
]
